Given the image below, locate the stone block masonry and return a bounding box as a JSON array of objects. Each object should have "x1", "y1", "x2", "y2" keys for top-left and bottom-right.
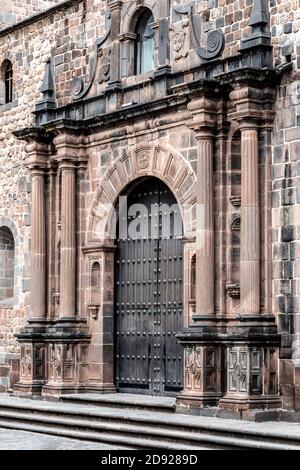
[
  {"x1": 0, "y1": 0, "x2": 299, "y2": 421},
  {"x1": 0, "y1": 1, "x2": 66, "y2": 31}
]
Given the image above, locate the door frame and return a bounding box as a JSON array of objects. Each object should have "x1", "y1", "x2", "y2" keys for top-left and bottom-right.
[{"x1": 84, "y1": 144, "x2": 197, "y2": 393}]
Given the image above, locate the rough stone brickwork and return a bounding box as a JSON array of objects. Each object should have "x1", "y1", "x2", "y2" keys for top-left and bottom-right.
[
  {"x1": 271, "y1": 1, "x2": 300, "y2": 410},
  {"x1": 0, "y1": 1, "x2": 66, "y2": 30},
  {"x1": 0, "y1": 0, "x2": 109, "y2": 390}
]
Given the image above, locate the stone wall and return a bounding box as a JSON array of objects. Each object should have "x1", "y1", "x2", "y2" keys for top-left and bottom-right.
[
  {"x1": 0, "y1": 0, "x2": 107, "y2": 390},
  {"x1": 0, "y1": 0, "x2": 298, "y2": 405},
  {"x1": 0, "y1": 0, "x2": 66, "y2": 30},
  {"x1": 270, "y1": 1, "x2": 300, "y2": 410},
  {"x1": 0, "y1": 0, "x2": 91, "y2": 388}
]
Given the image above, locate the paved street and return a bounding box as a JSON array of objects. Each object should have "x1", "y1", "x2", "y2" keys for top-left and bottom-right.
[{"x1": 0, "y1": 428, "x2": 120, "y2": 450}]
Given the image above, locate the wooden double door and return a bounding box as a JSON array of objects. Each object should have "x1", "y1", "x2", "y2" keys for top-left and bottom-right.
[{"x1": 115, "y1": 178, "x2": 184, "y2": 396}]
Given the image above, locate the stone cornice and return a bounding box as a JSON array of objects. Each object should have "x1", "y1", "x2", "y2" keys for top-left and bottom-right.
[
  {"x1": 217, "y1": 67, "x2": 277, "y2": 88},
  {"x1": 13, "y1": 126, "x2": 53, "y2": 144},
  {"x1": 16, "y1": 69, "x2": 277, "y2": 143},
  {"x1": 0, "y1": 0, "x2": 83, "y2": 38}
]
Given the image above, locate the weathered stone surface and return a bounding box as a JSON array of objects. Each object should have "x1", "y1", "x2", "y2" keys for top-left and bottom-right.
[{"x1": 0, "y1": 0, "x2": 299, "y2": 419}]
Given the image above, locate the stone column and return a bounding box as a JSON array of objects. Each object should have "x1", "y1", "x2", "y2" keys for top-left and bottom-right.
[
  {"x1": 188, "y1": 97, "x2": 216, "y2": 320},
  {"x1": 59, "y1": 161, "x2": 76, "y2": 320},
  {"x1": 14, "y1": 138, "x2": 49, "y2": 396},
  {"x1": 176, "y1": 97, "x2": 222, "y2": 411},
  {"x1": 30, "y1": 167, "x2": 47, "y2": 322},
  {"x1": 240, "y1": 123, "x2": 260, "y2": 315},
  {"x1": 195, "y1": 128, "x2": 215, "y2": 317}
]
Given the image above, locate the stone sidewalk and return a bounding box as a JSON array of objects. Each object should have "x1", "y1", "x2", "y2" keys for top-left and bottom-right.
[{"x1": 0, "y1": 428, "x2": 121, "y2": 450}]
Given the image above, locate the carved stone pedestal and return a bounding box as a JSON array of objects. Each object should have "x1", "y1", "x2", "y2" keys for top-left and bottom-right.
[
  {"x1": 176, "y1": 335, "x2": 223, "y2": 412},
  {"x1": 41, "y1": 326, "x2": 91, "y2": 399},
  {"x1": 219, "y1": 327, "x2": 282, "y2": 411},
  {"x1": 219, "y1": 348, "x2": 281, "y2": 411},
  {"x1": 14, "y1": 330, "x2": 47, "y2": 396}
]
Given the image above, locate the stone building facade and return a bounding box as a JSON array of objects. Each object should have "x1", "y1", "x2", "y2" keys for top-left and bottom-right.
[{"x1": 0, "y1": 0, "x2": 299, "y2": 417}]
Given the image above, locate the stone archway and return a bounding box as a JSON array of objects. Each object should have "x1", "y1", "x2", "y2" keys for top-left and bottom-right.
[
  {"x1": 84, "y1": 144, "x2": 196, "y2": 394},
  {"x1": 88, "y1": 144, "x2": 197, "y2": 245}
]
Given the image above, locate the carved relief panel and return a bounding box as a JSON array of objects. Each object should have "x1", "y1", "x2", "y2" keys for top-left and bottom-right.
[
  {"x1": 20, "y1": 343, "x2": 45, "y2": 383},
  {"x1": 184, "y1": 345, "x2": 202, "y2": 393},
  {"x1": 226, "y1": 345, "x2": 279, "y2": 399},
  {"x1": 20, "y1": 344, "x2": 33, "y2": 381},
  {"x1": 47, "y1": 343, "x2": 75, "y2": 384},
  {"x1": 184, "y1": 345, "x2": 220, "y2": 395}
]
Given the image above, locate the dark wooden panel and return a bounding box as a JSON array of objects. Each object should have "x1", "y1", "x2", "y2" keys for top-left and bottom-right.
[{"x1": 115, "y1": 178, "x2": 183, "y2": 396}]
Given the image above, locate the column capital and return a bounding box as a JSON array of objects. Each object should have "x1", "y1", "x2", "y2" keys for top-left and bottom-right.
[
  {"x1": 229, "y1": 85, "x2": 274, "y2": 124},
  {"x1": 187, "y1": 97, "x2": 217, "y2": 135},
  {"x1": 53, "y1": 132, "x2": 87, "y2": 165},
  {"x1": 58, "y1": 159, "x2": 77, "y2": 172},
  {"x1": 238, "y1": 120, "x2": 259, "y2": 131},
  {"x1": 24, "y1": 142, "x2": 51, "y2": 172}
]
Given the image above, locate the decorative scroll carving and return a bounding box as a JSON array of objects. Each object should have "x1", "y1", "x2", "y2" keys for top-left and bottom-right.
[
  {"x1": 72, "y1": 9, "x2": 112, "y2": 100},
  {"x1": 173, "y1": 3, "x2": 225, "y2": 61},
  {"x1": 70, "y1": 77, "x2": 84, "y2": 99},
  {"x1": 196, "y1": 30, "x2": 225, "y2": 60}
]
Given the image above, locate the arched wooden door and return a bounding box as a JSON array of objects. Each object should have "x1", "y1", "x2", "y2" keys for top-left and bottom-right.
[{"x1": 115, "y1": 178, "x2": 183, "y2": 396}]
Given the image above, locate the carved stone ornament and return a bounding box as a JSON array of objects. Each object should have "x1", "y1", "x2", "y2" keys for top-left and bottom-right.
[
  {"x1": 88, "y1": 303, "x2": 100, "y2": 319},
  {"x1": 230, "y1": 195, "x2": 241, "y2": 207},
  {"x1": 186, "y1": 346, "x2": 202, "y2": 382},
  {"x1": 197, "y1": 29, "x2": 225, "y2": 60},
  {"x1": 234, "y1": 361, "x2": 246, "y2": 385},
  {"x1": 137, "y1": 151, "x2": 150, "y2": 170},
  {"x1": 54, "y1": 345, "x2": 63, "y2": 373},
  {"x1": 70, "y1": 77, "x2": 84, "y2": 99},
  {"x1": 21, "y1": 345, "x2": 32, "y2": 377},
  {"x1": 98, "y1": 47, "x2": 111, "y2": 83},
  {"x1": 173, "y1": 30, "x2": 188, "y2": 60},
  {"x1": 173, "y1": 4, "x2": 225, "y2": 61},
  {"x1": 226, "y1": 282, "x2": 240, "y2": 299}
]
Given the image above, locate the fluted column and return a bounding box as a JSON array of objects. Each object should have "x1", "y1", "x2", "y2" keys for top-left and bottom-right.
[
  {"x1": 240, "y1": 124, "x2": 260, "y2": 315},
  {"x1": 30, "y1": 168, "x2": 46, "y2": 322},
  {"x1": 59, "y1": 161, "x2": 76, "y2": 320},
  {"x1": 195, "y1": 129, "x2": 215, "y2": 317}
]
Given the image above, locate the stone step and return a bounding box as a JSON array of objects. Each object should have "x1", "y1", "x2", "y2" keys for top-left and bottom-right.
[
  {"x1": 0, "y1": 418, "x2": 205, "y2": 450},
  {"x1": 0, "y1": 409, "x2": 299, "y2": 450},
  {"x1": 0, "y1": 397, "x2": 300, "y2": 450},
  {"x1": 61, "y1": 393, "x2": 176, "y2": 413},
  {"x1": 0, "y1": 410, "x2": 236, "y2": 449}
]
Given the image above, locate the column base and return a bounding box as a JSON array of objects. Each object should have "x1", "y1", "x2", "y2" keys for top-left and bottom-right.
[
  {"x1": 84, "y1": 383, "x2": 117, "y2": 394},
  {"x1": 42, "y1": 383, "x2": 89, "y2": 399},
  {"x1": 14, "y1": 381, "x2": 44, "y2": 397},
  {"x1": 176, "y1": 392, "x2": 221, "y2": 413},
  {"x1": 219, "y1": 395, "x2": 282, "y2": 411}
]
